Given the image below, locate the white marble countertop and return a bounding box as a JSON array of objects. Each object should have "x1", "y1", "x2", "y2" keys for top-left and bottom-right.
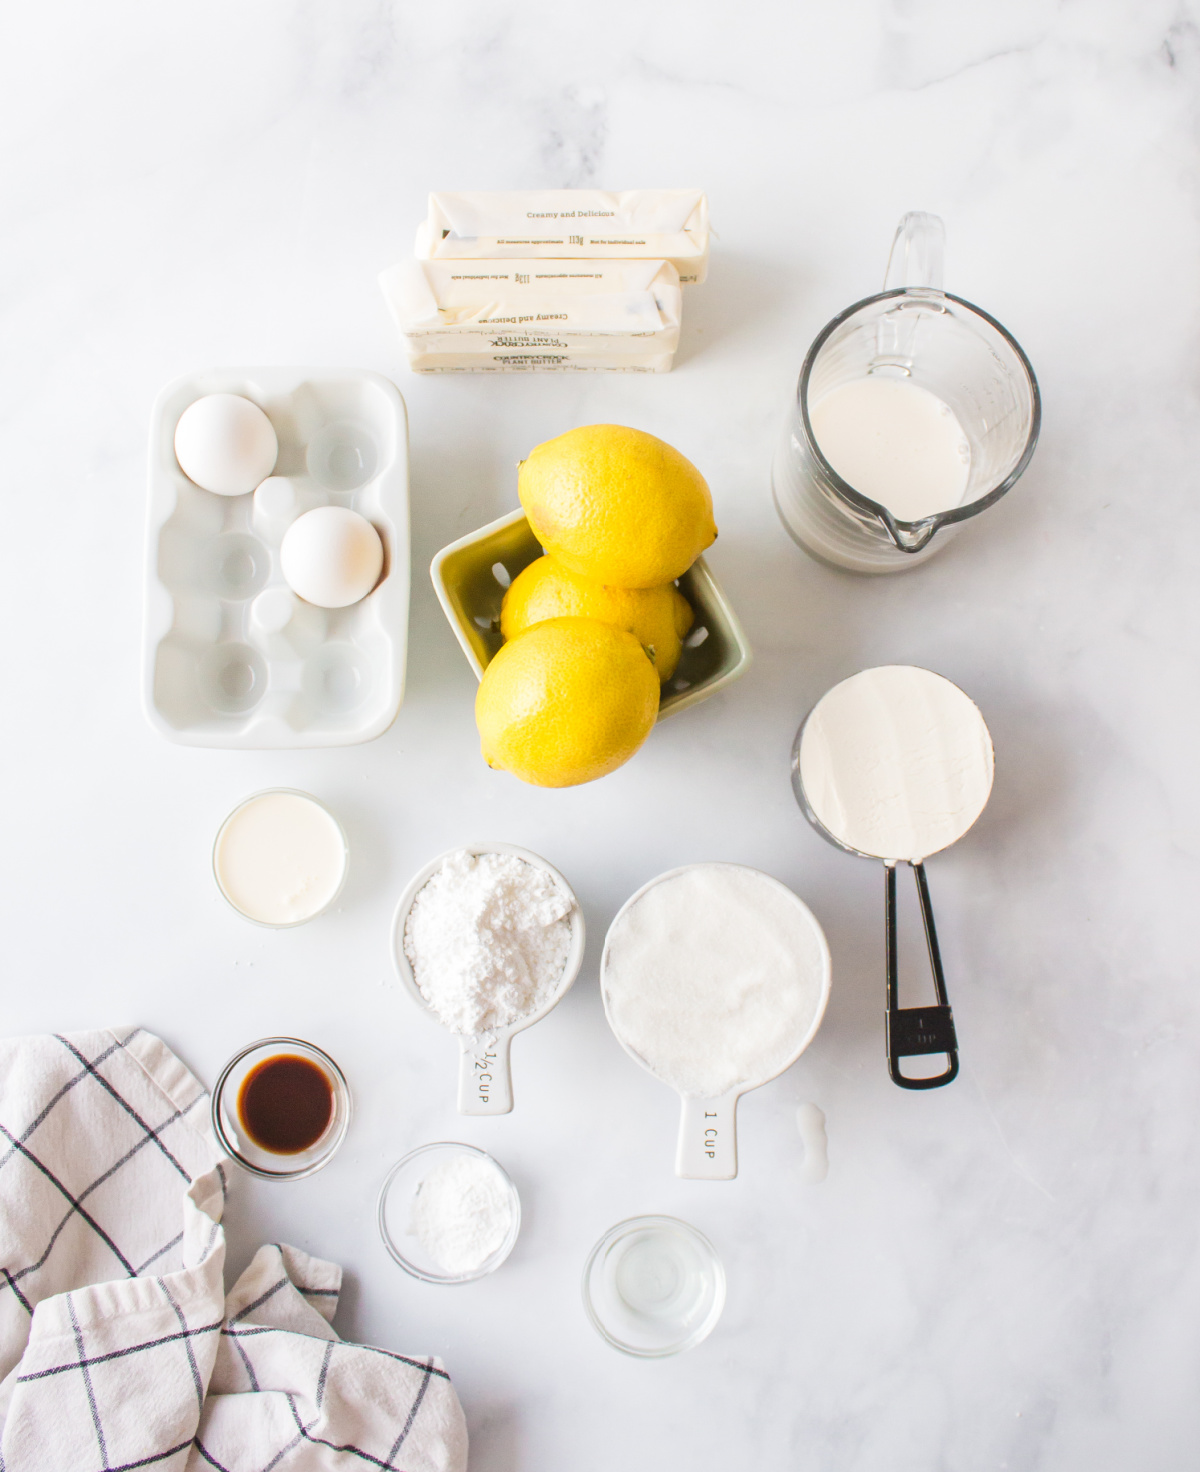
[{"x1": 2, "y1": 2, "x2": 1198, "y2": 1468}]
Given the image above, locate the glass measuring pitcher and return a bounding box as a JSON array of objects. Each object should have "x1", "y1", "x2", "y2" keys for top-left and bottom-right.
[{"x1": 772, "y1": 213, "x2": 1041, "y2": 574}]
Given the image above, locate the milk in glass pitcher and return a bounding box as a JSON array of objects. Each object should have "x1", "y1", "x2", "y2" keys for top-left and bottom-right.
[{"x1": 772, "y1": 213, "x2": 1041, "y2": 574}]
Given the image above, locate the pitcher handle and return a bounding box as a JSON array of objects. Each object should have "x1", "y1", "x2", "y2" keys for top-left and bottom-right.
[
  {"x1": 875, "y1": 211, "x2": 949, "y2": 555},
  {"x1": 883, "y1": 212, "x2": 945, "y2": 296}
]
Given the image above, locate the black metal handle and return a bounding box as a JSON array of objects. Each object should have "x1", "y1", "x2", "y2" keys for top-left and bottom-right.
[{"x1": 885, "y1": 860, "x2": 959, "y2": 1089}]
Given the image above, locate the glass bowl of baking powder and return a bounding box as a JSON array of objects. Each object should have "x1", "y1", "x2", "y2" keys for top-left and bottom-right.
[{"x1": 378, "y1": 1142, "x2": 521, "y2": 1284}]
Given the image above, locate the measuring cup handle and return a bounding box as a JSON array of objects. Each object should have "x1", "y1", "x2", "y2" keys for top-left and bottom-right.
[
  {"x1": 883, "y1": 212, "x2": 945, "y2": 296},
  {"x1": 885, "y1": 861, "x2": 960, "y2": 1089},
  {"x1": 676, "y1": 1093, "x2": 739, "y2": 1179},
  {"x1": 457, "y1": 1033, "x2": 513, "y2": 1115}
]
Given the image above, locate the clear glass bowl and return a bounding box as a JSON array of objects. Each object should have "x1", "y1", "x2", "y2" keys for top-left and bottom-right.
[
  {"x1": 211, "y1": 1037, "x2": 351, "y2": 1180},
  {"x1": 377, "y1": 1142, "x2": 521, "y2": 1284},
  {"x1": 582, "y1": 1215, "x2": 726, "y2": 1357},
  {"x1": 212, "y1": 788, "x2": 348, "y2": 929}
]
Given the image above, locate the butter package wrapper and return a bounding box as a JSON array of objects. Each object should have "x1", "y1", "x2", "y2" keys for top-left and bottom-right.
[
  {"x1": 414, "y1": 190, "x2": 709, "y2": 285},
  {"x1": 406, "y1": 350, "x2": 676, "y2": 375},
  {"x1": 380, "y1": 259, "x2": 682, "y2": 371}
]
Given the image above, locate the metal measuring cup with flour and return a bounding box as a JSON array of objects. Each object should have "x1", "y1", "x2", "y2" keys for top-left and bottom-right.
[{"x1": 792, "y1": 665, "x2": 996, "y2": 1089}]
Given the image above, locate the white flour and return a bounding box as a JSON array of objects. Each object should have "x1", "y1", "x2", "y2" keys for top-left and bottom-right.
[
  {"x1": 403, "y1": 849, "x2": 574, "y2": 1036},
  {"x1": 410, "y1": 1152, "x2": 515, "y2": 1275},
  {"x1": 601, "y1": 865, "x2": 830, "y2": 1098},
  {"x1": 797, "y1": 665, "x2": 994, "y2": 862}
]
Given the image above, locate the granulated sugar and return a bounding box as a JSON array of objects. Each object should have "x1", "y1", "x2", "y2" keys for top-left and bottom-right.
[
  {"x1": 602, "y1": 864, "x2": 829, "y2": 1098},
  {"x1": 403, "y1": 849, "x2": 574, "y2": 1036},
  {"x1": 410, "y1": 1151, "x2": 515, "y2": 1276}
]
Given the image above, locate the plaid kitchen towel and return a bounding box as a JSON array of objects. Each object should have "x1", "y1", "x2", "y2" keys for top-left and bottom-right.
[{"x1": 0, "y1": 1027, "x2": 468, "y2": 1472}]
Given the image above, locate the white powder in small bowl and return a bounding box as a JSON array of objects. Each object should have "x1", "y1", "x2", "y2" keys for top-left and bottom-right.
[
  {"x1": 602, "y1": 864, "x2": 830, "y2": 1098},
  {"x1": 409, "y1": 1151, "x2": 516, "y2": 1277},
  {"x1": 403, "y1": 849, "x2": 575, "y2": 1036}
]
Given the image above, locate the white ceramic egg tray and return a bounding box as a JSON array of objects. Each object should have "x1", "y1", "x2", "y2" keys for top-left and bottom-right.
[{"x1": 143, "y1": 368, "x2": 410, "y2": 748}]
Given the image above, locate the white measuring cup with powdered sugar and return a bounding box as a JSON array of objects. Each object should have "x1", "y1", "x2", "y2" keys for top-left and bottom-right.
[
  {"x1": 792, "y1": 665, "x2": 995, "y2": 1090},
  {"x1": 391, "y1": 844, "x2": 585, "y2": 1115},
  {"x1": 601, "y1": 863, "x2": 832, "y2": 1180}
]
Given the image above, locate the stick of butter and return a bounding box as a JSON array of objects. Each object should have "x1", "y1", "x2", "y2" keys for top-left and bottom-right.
[
  {"x1": 414, "y1": 190, "x2": 709, "y2": 285},
  {"x1": 380, "y1": 259, "x2": 682, "y2": 372},
  {"x1": 405, "y1": 351, "x2": 676, "y2": 374}
]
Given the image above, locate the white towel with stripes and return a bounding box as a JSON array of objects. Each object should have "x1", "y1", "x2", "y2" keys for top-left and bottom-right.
[{"x1": 0, "y1": 1026, "x2": 468, "y2": 1472}]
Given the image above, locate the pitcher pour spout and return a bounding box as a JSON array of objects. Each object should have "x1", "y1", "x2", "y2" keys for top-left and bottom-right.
[{"x1": 881, "y1": 510, "x2": 940, "y2": 554}]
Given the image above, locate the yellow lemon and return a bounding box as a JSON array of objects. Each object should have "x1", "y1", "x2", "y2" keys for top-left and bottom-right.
[
  {"x1": 518, "y1": 424, "x2": 717, "y2": 589},
  {"x1": 500, "y1": 555, "x2": 694, "y2": 681},
  {"x1": 475, "y1": 617, "x2": 659, "y2": 787}
]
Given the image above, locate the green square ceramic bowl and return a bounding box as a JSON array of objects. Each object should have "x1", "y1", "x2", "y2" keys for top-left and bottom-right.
[{"x1": 431, "y1": 509, "x2": 752, "y2": 720}]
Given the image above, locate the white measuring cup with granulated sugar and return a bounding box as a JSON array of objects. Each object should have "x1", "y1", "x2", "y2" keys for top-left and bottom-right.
[
  {"x1": 390, "y1": 844, "x2": 585, "y2": 1115},
  {"x1": 792, "y1": 665, "x2": 995, "y2": 1090},
  {"x1": 601, "y1": 863, "x2": 832, "y2": 1180}
]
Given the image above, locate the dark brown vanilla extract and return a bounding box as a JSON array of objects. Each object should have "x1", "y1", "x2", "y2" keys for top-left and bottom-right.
[{"x1": 237, "y1": 1054, "x2": 334, "y2": 1154}]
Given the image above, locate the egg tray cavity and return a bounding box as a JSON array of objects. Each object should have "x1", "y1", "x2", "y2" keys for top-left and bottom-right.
[{"x1": 143, "y1": 368, "x2": 410, "y2": 748}]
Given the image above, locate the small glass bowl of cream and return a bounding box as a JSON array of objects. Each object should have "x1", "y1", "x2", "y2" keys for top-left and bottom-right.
[
  {"x1": 582, "y1": 1215, "x2": 725, "y2": 1356},
  {"x1": 211, "y1": 1037, "x2": 351, "y2": 1180},
  {"x1": 213, "y1": 788, "x2": 348, "y2": 927},
  {"x1": 377, "y1": 1143, "x2": 521, "y2": 1285}
]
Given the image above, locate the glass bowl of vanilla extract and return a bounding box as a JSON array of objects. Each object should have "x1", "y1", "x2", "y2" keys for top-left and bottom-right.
[{"x1": 211, "y1": 1037, "x2": 351, "y2": 1180}]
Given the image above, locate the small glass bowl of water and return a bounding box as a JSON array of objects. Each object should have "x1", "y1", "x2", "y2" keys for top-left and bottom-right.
[{"x1": 582, "y1": 1215, "x2": 725, "y2": 1357}]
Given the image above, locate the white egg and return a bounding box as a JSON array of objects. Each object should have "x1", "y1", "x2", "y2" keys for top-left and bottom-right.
[
  {"x1": 281, "y1": 506, "x2": 384, "y2": 608},
  {"x1": 174, "y1": 393, "x2": 278, "y2": 496}
]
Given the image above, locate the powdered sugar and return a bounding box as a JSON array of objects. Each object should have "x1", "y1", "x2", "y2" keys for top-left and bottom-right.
[
  {"x1": 409, "y1": 1151, "x2": 516, "y2": 1276},
  {"x1": 403, "y1": 849, "x2": 574, "y2": 1036}
]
